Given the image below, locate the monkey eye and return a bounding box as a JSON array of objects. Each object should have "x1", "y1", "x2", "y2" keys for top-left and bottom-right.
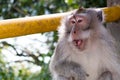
[
  {"x1": 77, "y1": 18, "x2": 83, "y2": 23},
  {"x1": 70, "y1": 19, "x2": 76, "y2": 24}
]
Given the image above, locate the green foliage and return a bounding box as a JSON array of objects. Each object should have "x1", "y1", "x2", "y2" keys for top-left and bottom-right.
[
  {"x1": 0, "y1": 53, "x2": 30, "y2": 80},
  {"x1": 0, "y1": 0, "x2": 106, "y2": 80}
]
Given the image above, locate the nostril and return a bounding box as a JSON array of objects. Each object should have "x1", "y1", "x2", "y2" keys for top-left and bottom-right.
[{"x1": 74, "y1": 31, "x2": 76, "y2": 34}]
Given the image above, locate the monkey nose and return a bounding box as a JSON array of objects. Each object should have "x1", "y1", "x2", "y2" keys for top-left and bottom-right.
[
  {"x1": 73, "y1": 30, "x2": 77, "y2": 34},
  {"x1": 71, "y1": 26, "x2": 79, "y2": 35},
  {"x1": 72, "y1": 30, "x2": 78, "y2": 39},
  {"x1": 73, "y1": 29, "x2": 79, "y2": 35}
]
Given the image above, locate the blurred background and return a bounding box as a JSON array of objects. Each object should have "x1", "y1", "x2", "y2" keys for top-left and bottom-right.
[{"x1": 0, "y1": 0, "x2": 106, "y2": 80}]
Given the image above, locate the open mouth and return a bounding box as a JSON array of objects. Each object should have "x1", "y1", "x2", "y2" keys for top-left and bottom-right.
[{"x1": 73, "y1": 39, "x2": 85, "y2": 50}]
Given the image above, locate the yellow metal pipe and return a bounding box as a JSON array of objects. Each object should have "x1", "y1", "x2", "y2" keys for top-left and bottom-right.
[
  {"x1": 0, "y1": 13, "x2": 68, "y2": 39},
  {"x1": 0, "y1": 5, "x2": 120, "y2": 39},
  {"x1": 103, "y1": 5, "x2": 120, "y2": 22}
]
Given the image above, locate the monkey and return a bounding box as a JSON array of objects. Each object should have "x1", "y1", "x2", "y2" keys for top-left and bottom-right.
[{"x1": 49, "y1": 7, "x2": 120, "y2": 80}]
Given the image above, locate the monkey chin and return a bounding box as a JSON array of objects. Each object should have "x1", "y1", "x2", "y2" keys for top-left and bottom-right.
[{"x1": 72, "y1": 39, "x2": 87, "y2": 51}]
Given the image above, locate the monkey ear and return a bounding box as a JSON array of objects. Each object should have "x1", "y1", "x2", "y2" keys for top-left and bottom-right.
[{"x1": 97, "y1": 10, "x2": 103, "y2": 22}]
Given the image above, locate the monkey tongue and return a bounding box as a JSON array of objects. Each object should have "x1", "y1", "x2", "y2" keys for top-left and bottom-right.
[
  {"x1": 73, "y1": 39, "x2": 84, "y2": 50},
  {"x1": 73, "y1": 40, "x2": 83, "y2": 47}
]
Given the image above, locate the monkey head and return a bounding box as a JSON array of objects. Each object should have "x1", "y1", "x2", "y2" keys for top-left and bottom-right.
[{"x1": 60, "y1": 8, "x2": 103, "y2": 51}]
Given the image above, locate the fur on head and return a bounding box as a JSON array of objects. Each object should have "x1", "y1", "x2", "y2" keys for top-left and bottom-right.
[{"x1": 58, "y1": 8, "x2": 105, "y2": 51}]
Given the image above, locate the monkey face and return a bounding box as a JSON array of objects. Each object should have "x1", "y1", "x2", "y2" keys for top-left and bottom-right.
[
  {"x1": 60, "y1": 8, "x2": 103, "y2": 51},
  {"x1": 64, "y1": 13, "x2": 92, "y2": 50}
]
